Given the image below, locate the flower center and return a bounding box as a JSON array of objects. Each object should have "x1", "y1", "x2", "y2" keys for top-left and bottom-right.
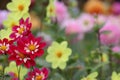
[
  {"x1": 50, "y1": 8, "x2": 54, "y2": 13},
  {"x1": 0, "y1": 45, "x2": 7, "y2": 51},
  {"x1": 35, "y1": 75, "x2": 43, "y2": 80},
  {"x1": 18, "y1": 53, "x2": 25, "y2": 59},
  {"x1": 84, "y1": 21, "x2": 89, "y2": 26},
  {"x1": 18, "y1": 4, "x2": 24, "y2": 11},
  {"x1": 28, "y1": 44, "x2": 36, "y2": 51},
  {"x1": 56, "y1": 52, "x2": 62, "y2": 58},
  {"x1": 86, "y1": 78, "x2": 90, "y2": 80},
  {"x1": 18, "y1": 27, "x2": 25, "y2": 34},
  {"x1": 11, "y1": 22, "x2": 16, "y2": 28}
]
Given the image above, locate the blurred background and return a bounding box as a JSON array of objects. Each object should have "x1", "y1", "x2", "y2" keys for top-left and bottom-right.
[{"x1": 1, "y1": 0, "x2": 120, "y2": 80}]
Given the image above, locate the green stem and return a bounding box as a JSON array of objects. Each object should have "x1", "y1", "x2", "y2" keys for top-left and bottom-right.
[
  {"x1": 97, "y1": 31, "x2": 104, "y2": 80},
  {"x1": 17, "y1": 66, "x2": 21, "y2": 80},
  {"x1": 95, "y1": 14, "x2": 104, "y2": 80},
  {"x1": 2, "y1": 54, "x2": 8, "y2": 80},
  {"x1": 108, "y1": 48, "x2": 112, "y2": 74},
  {"x1": 2, "y1": 65, "x2": 5, "y2": 80}
]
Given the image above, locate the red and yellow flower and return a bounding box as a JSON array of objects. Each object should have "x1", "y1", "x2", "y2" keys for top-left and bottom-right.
[
  {"x1": 0, "y1": 38, "x2": 13, "y2": 54},
  {"x1": 9, "y1": 45, "x2": 35, "y2": 68},
  {"x1": 10, "y1": 18, "x2": 31, "y2": 40},
  {"x1": 26, "y1": 67, "x2": 49, "y2": 80},
  {"x1": 17, "y1": 34, "x2": 46, "y2": 59},
  {"x1": 9, "y1": 34, "x2": 46, "y2": 68}
]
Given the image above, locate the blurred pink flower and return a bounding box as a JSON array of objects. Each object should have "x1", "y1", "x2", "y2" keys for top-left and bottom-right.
[
  {"x1": 100, "y1": 22, "x2": 120, "y2": 46},
  {"x1": 0, "y1": 10, "x2": 9, "y2": 29},
  {"x1": 96, "y1": 15, "x2": 107, "y2": 25},
  {"x1": 111, "y1": 2, "x2": 120, "y2": 15},
  {"x1": 112, "y1": 46, "x2": 120, "y2": 53},
  {"x1": 107, "y1": 15, "x2": 120, "y2": 26},
  {"x1": 55, "y1": 1, "x2": 69, "y2": 23},
  {"x1": 64, "y1": 19, "x2": 82, "y2": 34},
  {"x1": 77, "y1": 13, "x2": 95, "y2": 33}
]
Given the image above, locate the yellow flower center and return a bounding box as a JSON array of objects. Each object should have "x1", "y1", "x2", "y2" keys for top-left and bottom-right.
[
  {"x1": 84, "y1": 78, "x2": 90, "y2": 80},
  {"x1": 28, "y1": 44, "x2": 36, "y2": 51},
  {"x1": 11, "y1": 22, "x2": 16, "y2": 28},
  {"x1": 18, "y1": 4, "x2": 24, "y2": 11},
  {"x1": 18, "y1": 53, "x2": 25, "y2": 59},
  {"x1": 35, "y1": 75, "x2": 43, "y2": 80},
  {"x1": 84, "y1": 21, "x2": 89, "y2": 26},
  {"x1": 50, "y1": 8, "x2": 54, "y2": 13},
  {"x1": 0, "y1": 45, "x2": 7, "y2": 51},
  {"x1": 56, "y1": 52, "x2": 62, "y2": 58},
  {"x1": 18, "y1": 27, "x2": 25, "y2": 34}
]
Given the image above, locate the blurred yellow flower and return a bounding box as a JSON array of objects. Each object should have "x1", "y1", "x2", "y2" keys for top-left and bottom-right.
[
  {"x1": 81, "y1": 72, "x2": 98, "y2": 80},
  {"x1": 3, "y1": 14, "x2": 19, "y2": 29},
  {"x1": 0, "y1": 28, "x2": 12, "y2": 40},
  {"x1": 46, "y1": 41, "x2": 72, "y2": 69},
  {"x1": 100, "y1": 53, "x2": 109, "y2": 63},
  {"x1": 0, "y1": 65, "x2": 3, "y2": 71},
  {"x1": 5, "y1": 61, "x2": 28, "y2": 80},
  {"x1": 111, "y1": 71, "x2": 120, "y2": 80},
  {"x1": 46, "y1": 0, "x2": 56, "y2": 18},
  {"x1": 7, "y1": 0, "x2": 30, "y2": 19}
]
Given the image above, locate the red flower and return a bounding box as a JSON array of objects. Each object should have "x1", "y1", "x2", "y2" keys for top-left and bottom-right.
[
  {"x1": 17, "y1": 34, "x2": 46, "y2": 59},
  {"x1": 9, "y1": 45, "x2": 35, "y2": 68},
  {"x1": 26, "y1": 67, "x2": 49, "y2": 80},
  {"x1": 10, "y1": 18, "x2": 31, "y2": 40},
  {"x1": 0, "y1": 38, "x2": 13, "y2": 54}
]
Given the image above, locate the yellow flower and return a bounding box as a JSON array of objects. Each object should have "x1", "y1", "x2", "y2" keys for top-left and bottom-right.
[
  {"x1": 81, "y1": 72, "x2": 98, "y2": 80},
  {"x1": 100, "y1": 53, "x2": 109, "y2": 63},
  {"x1": 7, "y1": 0, "x2": 30, "y2": 19},
  {"x1": 0, "y1": 65, "x2": 3, "y2": 71},
  {"x1": 46, "y1": 0, "x2": 56, "y2": 18},
  {"x1": 46, "y1": 41, "x2": 72, "y2": 69},
  {"x1": 5, "y1": 61, "x2": 28, "y2": 80},
  {"x1": 3, "y1": 14, "x2": 19, "y2": 29},
  {"x1": 111, "y1": 71, "x2": 120, "y2": 80},
  {"x1": 0, "y1": 28, "x2": 12, "y2": 40}
]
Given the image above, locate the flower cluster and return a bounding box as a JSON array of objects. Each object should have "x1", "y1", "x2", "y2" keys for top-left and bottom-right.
[
  {"x1": 2, "y1": 18, "x2": 45, "y2": 69},
  {"x1": 0, "y1": 0, "x2": 50, "y2": 79},
  {"x1": 0, "y1": 17, "x2": 48, "y2": 79},
  {"x1": 1, "y1": 0, "x2": 120, "y2": 80}
]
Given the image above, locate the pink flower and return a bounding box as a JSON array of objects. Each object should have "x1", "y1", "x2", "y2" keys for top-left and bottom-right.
[
  {"x1": 111, "y1": 2, "x2": 120, "y2": 15},
  {"x1": 96, "y1": 15, "x2": 107, "y2": 25},
  {"x1": 107, "y1": 15, "x2": 120, "y2": 27},
  {"x1": 77, "y1": 13, "x2": 95, "y2": 33},
  {"x1": 100, "y1": 22, "x2": 120, "y2": 45},
  {"x1": 64, "y1": 19, "x2": 82, "y2": 34},
  {"x1": 0, "y1": 10, "x2": 9, "y2": 29},
  {"x1": 55, "y1": 1, "x2": 69, "y2": 23},
  {"x1": 112, "y1": 46, "x2": 120, "y2": 53},
  {"x1": 10, "y1": 18, "x2": 31, "y2": 40},
  {"x1": 26, "y1": 67, "x2": 49, "y2": 80}
]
